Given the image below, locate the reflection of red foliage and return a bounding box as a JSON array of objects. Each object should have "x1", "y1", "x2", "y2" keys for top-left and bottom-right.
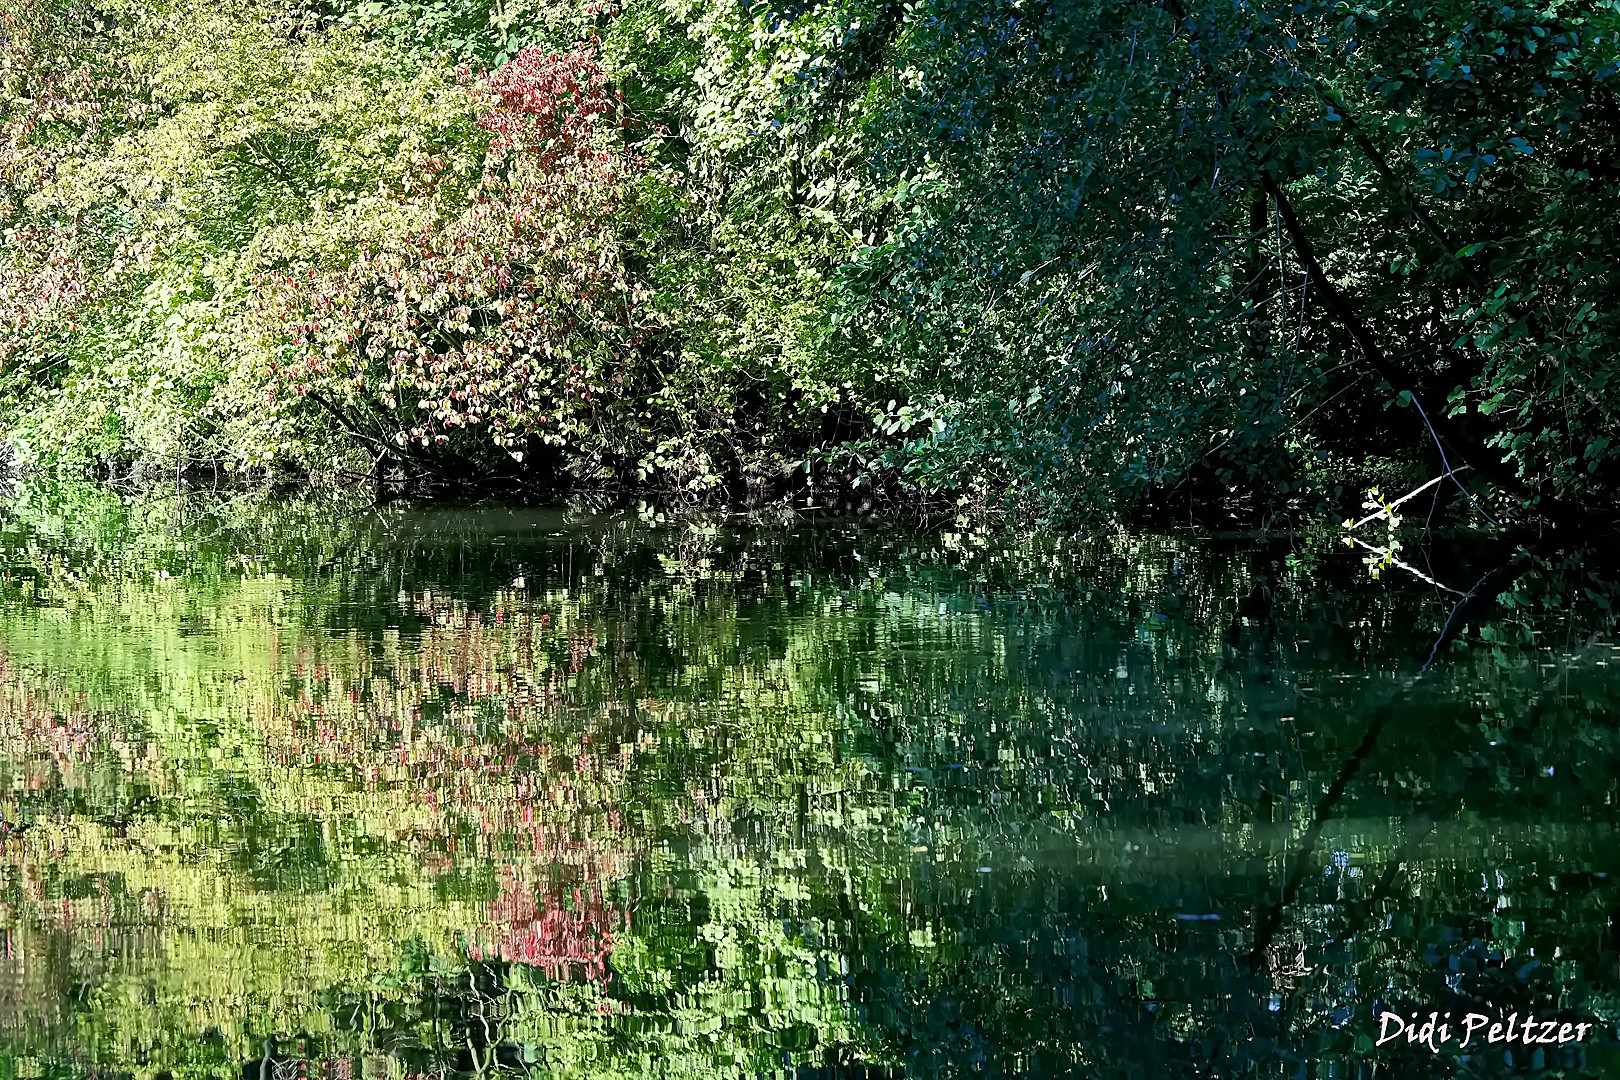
[
  {"x1": 471, "y1": 871, "x2": 624, "y2": 982},
  {"x1": 0, "y1": 663, "x2": 152, "y2": 795}
]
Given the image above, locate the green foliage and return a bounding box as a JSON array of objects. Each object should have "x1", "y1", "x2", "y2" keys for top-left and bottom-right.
[
  {"x1": 319, "y1": 0, "x2": 596, "y2": 67},
  {"x1": 3, "y1": 0, "x2": 1619, "y2": 519},
  {"x1": 1339, "y1": 0, "x2": 1620, "y2": 500},
  {"x1": 593, "y1": 0, "x2": 900, "y2": 493},
  {"x1": 821, "y1": 0, "x2": 1620, "y2": 518},
  {"x1": 1, "y1": 0, "x2": 490, "y2": 476}
]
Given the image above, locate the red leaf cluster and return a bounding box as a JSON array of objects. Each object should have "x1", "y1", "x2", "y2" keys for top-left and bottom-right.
[{"x1": 263, "y1": 43, "x2": 660, "y2": 458}]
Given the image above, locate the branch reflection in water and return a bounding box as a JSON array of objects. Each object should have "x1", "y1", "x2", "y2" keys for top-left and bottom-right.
[{"x1": 0, "y1": 482, "x2": 1613, "y2": 1077}]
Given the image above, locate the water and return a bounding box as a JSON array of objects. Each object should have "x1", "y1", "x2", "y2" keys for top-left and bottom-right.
[{"x1": 0, "y1": 483, "x2": 1615, "y2": 1078}]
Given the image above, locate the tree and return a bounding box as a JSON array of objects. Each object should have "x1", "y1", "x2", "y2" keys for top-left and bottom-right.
[
  {"x1": 261, "y1": 41, "x2": 661, "y2": 485},
  {"x1": 830, "y1": 0, "x2": 1620, "y2": 522}
]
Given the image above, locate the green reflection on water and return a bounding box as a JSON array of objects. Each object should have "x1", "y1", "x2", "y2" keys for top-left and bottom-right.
[{"x1": 0, "y1": 482, "x2": 1615, "y2": 1078}]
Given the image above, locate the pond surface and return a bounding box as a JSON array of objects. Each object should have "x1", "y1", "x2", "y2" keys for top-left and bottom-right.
[{"x1": 0, "y1": 484, "x2": 1615, "y2": 1078}]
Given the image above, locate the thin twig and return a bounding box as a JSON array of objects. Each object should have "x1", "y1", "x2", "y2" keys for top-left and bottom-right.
[
  {"x1": 1341, "y1": 471, "x2": 1457, "y2": 531},
  {"x1": 1405, "y1": 394, "x2": 1496, "y2": 525}
]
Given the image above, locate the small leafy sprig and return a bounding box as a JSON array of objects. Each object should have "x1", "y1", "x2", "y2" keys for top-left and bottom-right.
[{"x1": 1344, "y1": 486, "x2": 1402, "y2": 579}]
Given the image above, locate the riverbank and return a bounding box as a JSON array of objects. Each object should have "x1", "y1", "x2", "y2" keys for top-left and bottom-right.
[{"x1": 7, "y1": 0, "x2": 1618, "y2": 530}]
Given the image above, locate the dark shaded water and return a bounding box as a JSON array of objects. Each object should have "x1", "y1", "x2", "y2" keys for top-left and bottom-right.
[{"x1": 0, "y1": 483, "x2": 1615, "y2": 1078}]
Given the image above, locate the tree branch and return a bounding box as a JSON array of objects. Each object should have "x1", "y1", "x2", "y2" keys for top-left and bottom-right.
[{"x1": 1258, "y1": 171, "x2": 1527, "y2": 503}]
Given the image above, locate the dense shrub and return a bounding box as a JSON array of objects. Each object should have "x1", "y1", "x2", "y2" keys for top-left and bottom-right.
[{"x1": 260, "y1": 43, "x2": 661, "y2": 483}]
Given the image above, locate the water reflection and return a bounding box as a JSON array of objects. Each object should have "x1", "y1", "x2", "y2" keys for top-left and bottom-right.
[{"x1": 0, "y1": 483, "x2": 1613, "y2": 1077}]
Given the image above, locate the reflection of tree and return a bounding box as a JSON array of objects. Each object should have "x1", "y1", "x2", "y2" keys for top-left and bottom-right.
[
  {"x1": 0, "y1": 485, "x2": 1616, "y2": 1076},
  {"x1": 0, "y1": 501, "x2": 906, "y2": 1073}
]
